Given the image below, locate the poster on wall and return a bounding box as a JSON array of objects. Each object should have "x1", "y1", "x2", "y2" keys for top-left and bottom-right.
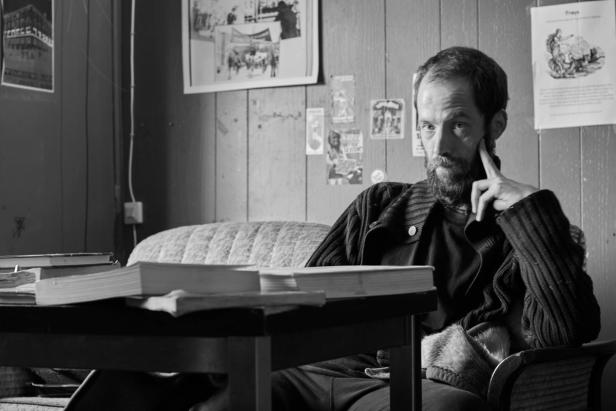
[
  {"x1": 330, "y1": 74, "x2": 355, "y2": 123},
  {"x1": 1, "y1": 0, "x2": 54, "y2": 92},
  {"x1": 411, "y1": 73, "x2": 425, "y2": 157},
  {"x1": 182, "y1": 0, "x2": 319, "y2": 93},
  {"x1": 370, "y1": 98, "x2": 405, "y2": 139},
  {"x1": 531, "y1": 0, "x2": 616, "y2": 129},
  {"x1": 305, "y1": 107, "x2": 324, "y2": 155},
  {"x1": 326, "y1": 129, "x2": 363, "y2": 186}
]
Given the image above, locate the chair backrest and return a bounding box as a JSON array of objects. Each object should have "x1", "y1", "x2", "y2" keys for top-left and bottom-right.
[
  {"x1": 127, "y1": 221, "x2": 331, "y2": 268},
  {"x1": 487, "y1": 339, "x2": 616, "y2": 411}
]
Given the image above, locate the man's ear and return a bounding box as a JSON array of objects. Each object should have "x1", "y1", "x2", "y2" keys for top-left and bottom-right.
[{"x1": 489, "y1": 109, "x2": 508, "y2": 141}]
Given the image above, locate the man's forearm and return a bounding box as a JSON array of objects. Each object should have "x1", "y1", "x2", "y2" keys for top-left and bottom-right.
[{"x1": 496, "y1": 189, "x2": 600, "y2": 347}]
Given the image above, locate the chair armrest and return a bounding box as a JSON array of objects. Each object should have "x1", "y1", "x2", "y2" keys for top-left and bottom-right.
[{"x1": 487, "y1": 340, "x2": 616, "y2": 411}]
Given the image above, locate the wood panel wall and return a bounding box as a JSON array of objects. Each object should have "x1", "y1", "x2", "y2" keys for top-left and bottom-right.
[
  {"x1": 129, "y1": 2, "x2": 616, "y2": 398},
  {"x1": 0, "y1": 0, "x2": 118, "y2": 255}
]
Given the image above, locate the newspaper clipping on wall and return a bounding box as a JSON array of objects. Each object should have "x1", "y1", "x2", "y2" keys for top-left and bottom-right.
[
  {"x1": 183, "y1": 0, "x2": 319, "y2": 93},
  {"x1": 1, "y1": 0, "x2": 54, "y2": 92},
  {"x1": 531, "y1": 0, "x2": 616, "y2": 129}
]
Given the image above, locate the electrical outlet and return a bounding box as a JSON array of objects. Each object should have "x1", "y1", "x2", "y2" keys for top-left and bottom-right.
[{"x1": 124, "y1": 201, "x2": 143, "y2": 224}]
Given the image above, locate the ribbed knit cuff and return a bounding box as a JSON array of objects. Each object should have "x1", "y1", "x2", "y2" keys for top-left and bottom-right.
[{"x1": 496, "y1": 189, "x2": 573, "y2": 262}]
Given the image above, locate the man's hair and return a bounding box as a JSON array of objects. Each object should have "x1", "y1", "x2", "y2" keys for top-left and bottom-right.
[{"x1": 413, "y1": 47, "x2": 509, "y2": 152}]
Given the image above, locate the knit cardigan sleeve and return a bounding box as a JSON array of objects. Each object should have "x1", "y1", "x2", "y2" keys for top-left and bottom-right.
[
  {"x1": 496, "y1": 189, "x2": 601, "y2": 347},
  {"x1": 305, "y1": 182, "x2": 406, "y2": 267}
]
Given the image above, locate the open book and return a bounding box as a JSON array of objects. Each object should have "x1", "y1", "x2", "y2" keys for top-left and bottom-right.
[
  {"x1": 35, "y1": 262, "x2": 260, "y2": 305},
  {"x1": 259, "y1": 265, "x2": 434, "y2": 299}
]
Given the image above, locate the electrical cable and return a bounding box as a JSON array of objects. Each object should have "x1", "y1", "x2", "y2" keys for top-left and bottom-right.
[{"x1": 128, "y1": 0, "x2": 137, "y2": 247}]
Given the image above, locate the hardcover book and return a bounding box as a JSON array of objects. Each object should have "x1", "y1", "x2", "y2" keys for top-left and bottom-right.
[{"x1": 0, "y1": 253, "x2": 115, "y2": 269}]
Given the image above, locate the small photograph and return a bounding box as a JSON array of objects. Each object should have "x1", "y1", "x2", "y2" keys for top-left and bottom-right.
[
  {"x1": 330, "y1": 75, "x2": 355, "y2": 123},
  {"x1": 326, "y1": 129, "x2": 363, "y2": 185},
  {"x1": 306, "y1": 107, "x2": 324, "y2": 155},
  {"x1": 2, "y1": 0, "x2": 54, "y2": 92},
  {"x1": 370, "y1": 98, "x2": 405, "y2": 139},
  {"x1": 215, "y1": 23, "x2": 281, "y2": 81},
  {"x1": 544, "y1": 28, "x2": 605, "y2": 79}
]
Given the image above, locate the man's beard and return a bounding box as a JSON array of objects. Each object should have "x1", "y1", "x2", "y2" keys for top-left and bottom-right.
[{"x1": 425, "y1": 154, "x2": 483, "y2": 205}]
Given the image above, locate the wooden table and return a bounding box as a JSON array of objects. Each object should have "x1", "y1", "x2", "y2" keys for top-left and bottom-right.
[{"x1": 0, "y1": 291, "x2": 436, "y2": 410}]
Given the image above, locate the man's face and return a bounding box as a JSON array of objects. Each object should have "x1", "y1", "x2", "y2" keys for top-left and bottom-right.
[{"x1": 416, "y1": 75, "x2": 486, "y2": 205}]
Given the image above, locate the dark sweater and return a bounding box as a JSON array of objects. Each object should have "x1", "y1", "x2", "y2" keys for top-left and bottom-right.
[{"x1": 306, "y1": 180, "x2": 600, "y2": 348}]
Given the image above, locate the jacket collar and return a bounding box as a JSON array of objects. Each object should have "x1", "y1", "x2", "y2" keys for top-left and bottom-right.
[{"x1": 375, "y1": 180, "x2": 437, "y2": 244}]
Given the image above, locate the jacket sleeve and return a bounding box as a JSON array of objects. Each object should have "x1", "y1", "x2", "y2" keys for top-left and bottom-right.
[
  {"x1": 305, "y1": 182, "x2": 405, "y2": 267},
  {"x1": 496, "y1": 189, "x2": 600, "y2": 347}
]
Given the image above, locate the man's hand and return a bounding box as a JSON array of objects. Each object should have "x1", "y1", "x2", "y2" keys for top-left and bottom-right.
[{"x1": 471, "y1": 139, "x2": 538, "y2": 221}]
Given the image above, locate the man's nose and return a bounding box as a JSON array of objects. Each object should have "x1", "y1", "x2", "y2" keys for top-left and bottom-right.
[{"x1": 432, "y1": 127, "x2": 450, "y2": 156}]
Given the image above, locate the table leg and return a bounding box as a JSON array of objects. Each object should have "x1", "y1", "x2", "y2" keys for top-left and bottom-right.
[
  {"x1": 228, "y1": 336, "x2": 272, "y2": 411},
  {"x1": 390, "y1": 315, "x2": 421, "y2": 411}
]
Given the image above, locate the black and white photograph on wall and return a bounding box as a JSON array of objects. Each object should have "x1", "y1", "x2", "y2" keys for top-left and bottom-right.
[
  {"x1": 370, "y1": 98, "x2": 404, "y2": 139},
  {"x1": 183, "y1": 0, "x2": 318, "y2": 93},
  {"x1": 1, "y1": 0, "x2": 54, "y2": 92},
  {"x1": 326, "y1": 129, "x2": 363, "y2": 186}
]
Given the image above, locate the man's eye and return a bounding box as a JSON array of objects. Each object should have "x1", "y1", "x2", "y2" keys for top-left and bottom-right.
[
  {"x1": 452, "y1": 122, "x2": 469, "y2": 136},
  {"x1": 420, "y1": 123, "x2": 435, "y2": 132}
]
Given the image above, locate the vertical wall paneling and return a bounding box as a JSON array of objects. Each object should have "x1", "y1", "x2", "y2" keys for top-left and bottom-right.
[
  {"x1": 0, "y1": 1, "x2": 116, "y2": 254},
  {"x1": 132, "y1": 0, "x2": 216, "y2": 239},
  {"x1": 306, "y1": 0, "x2": 386, "y2": 225},
  {"x1": 581, "y1": 126, "x2": 616, "y2": 411},
  {"x1": 479, "y1": 0, "x2": 539, "y2": 187},
  {"x1": 86, "y1": 0, "x2": 117, "y2": 251},
  {"x1": 441, "y1": 0, "x2": 478, "y2": 49},
  {"x1": 582, "y1": 131, "x2": 616, "y2": 336},
  {"x1": 537, "y1": 0, "x2": 581, "y2": 226},
  {"x1": 216, "y1": 91, "x2": 249, "y2": 222},
  {"x1": 385, "y1": 0, "x2": 440, "y2": 184},
  {"x1": 61, "y1": 1, "x2": 88, "y2": 251},
  {"x1": 248, "y1": 87, "x2": 306, "y2": 221}
]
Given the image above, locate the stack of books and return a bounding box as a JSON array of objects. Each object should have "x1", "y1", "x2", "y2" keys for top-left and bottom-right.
[
  {"x1": 0, "y1": 255, "x2": 434, "y2": 317},
  {"x1": 0, "y1": 253, "x2": 117, "y2": 304}
]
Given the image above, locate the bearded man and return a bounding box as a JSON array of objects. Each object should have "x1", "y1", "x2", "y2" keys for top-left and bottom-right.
[
  {"x1": 263, "y1": 46, "x2": 600, "y2": 411},
  {"x1": 67, "y1": 47, "x2": 600, "y2": 411}
]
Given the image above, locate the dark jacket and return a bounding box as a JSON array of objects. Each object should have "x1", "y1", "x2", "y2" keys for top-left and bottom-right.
[{"x1": 306, "y1": 180, "x2": 600, "y2": 348}]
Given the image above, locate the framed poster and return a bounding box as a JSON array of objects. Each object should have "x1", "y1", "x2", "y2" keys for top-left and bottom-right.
[
  {"x1": 182, "y1": 0, "x2": 319, "y2": 93},
  {"x1": 1, "y1": 0, "x2": 54, "y2": 92}
]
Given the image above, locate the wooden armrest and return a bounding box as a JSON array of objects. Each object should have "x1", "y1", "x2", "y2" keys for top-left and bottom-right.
[{"x1": 487, "y1": 340, "x2": 616, "y2": 411}]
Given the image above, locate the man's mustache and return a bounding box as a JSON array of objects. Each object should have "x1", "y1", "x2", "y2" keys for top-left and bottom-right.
[{"x1": 428, "y1": 155, "x2": 469, "y2": 171}]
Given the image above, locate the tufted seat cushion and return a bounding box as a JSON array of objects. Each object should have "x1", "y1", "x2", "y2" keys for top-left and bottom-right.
[{"x1": 128, "y1": 221, "x2": 331, "y2": 268}]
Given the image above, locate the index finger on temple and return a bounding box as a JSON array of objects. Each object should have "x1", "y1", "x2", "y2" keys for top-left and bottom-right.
[{"x1": 479, "y1": 139, "x2": 499, "y2": 179}]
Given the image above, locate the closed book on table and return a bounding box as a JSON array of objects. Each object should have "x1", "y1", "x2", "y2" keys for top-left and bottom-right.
[
  {"x1": 126, "y1": 289, "x2": 326, "y2": 317},
  {"x1": 260, "y1": 265, "x2": 434, "y2": 299},
  {"x1": 35, "y1": 262, "x2": 260, "y2": 305},
  {"x1": 0, "y1": 253, "x2": 115, "y2": 269},
  {"x1": 0, "y1": 263, "x2": 121, "y2": 305}
]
